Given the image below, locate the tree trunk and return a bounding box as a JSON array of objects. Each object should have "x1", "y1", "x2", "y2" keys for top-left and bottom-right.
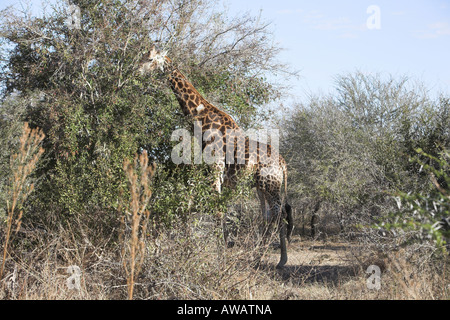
[{"x1": 310, "y1": 201, "x2": 320, "y2": 238}]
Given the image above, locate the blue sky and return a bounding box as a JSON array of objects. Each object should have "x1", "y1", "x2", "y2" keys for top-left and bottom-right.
[
  {"x1": 226, "y1": 0, "x2": 450, "y2": 102},
  {"x1": 1, "y1": 0, "x2": 449, "y2": 103}
]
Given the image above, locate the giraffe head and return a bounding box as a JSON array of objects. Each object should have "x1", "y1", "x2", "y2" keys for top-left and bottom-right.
[{"x1": 138, "y1": 46, "x2": 170, "y2": 75}]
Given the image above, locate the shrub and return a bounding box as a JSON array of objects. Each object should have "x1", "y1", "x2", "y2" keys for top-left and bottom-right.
[
  {"x1": 1, "y1": 122, "x2": 44, "y2": 279},
  {"x1": 382, "y1": 148, "x2": 450, "y2": 253},
  {"x1": 0, "y1": 0, "x2": 286, "y2": 233}
]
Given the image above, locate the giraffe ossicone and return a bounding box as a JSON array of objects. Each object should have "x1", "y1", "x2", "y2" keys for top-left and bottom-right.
[{"x1": 139, "y1": 46, "x2": 293, "y2": 269}]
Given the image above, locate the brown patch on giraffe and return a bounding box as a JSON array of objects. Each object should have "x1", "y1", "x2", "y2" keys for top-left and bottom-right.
[{"x1": 188, "y1": 101, "x2": 196, "y2": 109}]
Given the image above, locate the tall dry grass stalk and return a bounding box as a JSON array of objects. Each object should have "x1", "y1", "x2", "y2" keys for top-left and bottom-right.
[
  {"x1": 121, "y1": 151, "x2": 156, "y2": 300},
  {"x1": 0, "y1": 122, "x2": 45, "y2": 279}
]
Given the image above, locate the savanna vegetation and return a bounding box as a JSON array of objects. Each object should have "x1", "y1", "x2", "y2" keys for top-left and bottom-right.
[{"x1": 0, "y1": 0, "x2": 449, "y2": 300}]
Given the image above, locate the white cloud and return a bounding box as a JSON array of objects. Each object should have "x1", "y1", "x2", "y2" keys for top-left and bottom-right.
[
  {"x1": 429, "y1": 22, "x2": 450, "y2": 36},
  {"x1": 313, "y1": 17, "x2": 352, "y2": 31},
  {"x1": 339, "y1": 33, "x2": 358, "y2": 39},
  {"x1": 416, "y1": 22, "x2": 450, "y2": 39},
  {"x1": 276, "y1": 9, "x2": 295, "y2": 15},
  {"x1": 275, "y1": 9, "x2": 368, "y2": 39},
  {"x1": 301, "y1": 11, "x2": 325, "y2": 24},
  {"x1": 299, "y1": 11, "x2": 366, "y2": 39},
  {"x1": 389, "y1": 11, "x2": 406, "y2": 16},
  {"x1": 276, "y1": 8, "x2": 303, "y2": 15}
]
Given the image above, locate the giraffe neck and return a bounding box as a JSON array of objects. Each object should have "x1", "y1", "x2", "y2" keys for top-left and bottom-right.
[
  {"x1": 166, "y1": 65, "x2": 207, "y2": 118},
  {"x1": 164, "y1": 60, "x2": 241, "y2": 137}
]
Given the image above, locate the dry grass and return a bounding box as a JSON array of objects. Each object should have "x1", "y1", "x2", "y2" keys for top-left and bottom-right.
[
  {"x1": 0, "y1": 132, "x2": 448, "y2": 299},
  {"x1": 1, "y1": 220, "x2": 448, "y2": 299},
  {"x1": 0, "y1": 122, "x2": 44, "y2": 280},
  {"x1": 259, "y1": 239, "x2": 449, "y2": 300},
  {"x1": 120, "y1": 150, "x2": 156, "y2": 300}
]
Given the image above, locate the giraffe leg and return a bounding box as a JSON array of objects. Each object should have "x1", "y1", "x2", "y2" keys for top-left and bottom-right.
[
  {"x1": 267, "y1": 194, "x2": 288, "y2": 269},
  {"x1": 257, "y1": 187, "x2": 273, "y2": 248},
  {"x1": 213, "y1": 162, "x2": 225, "y2": 194},
  {"x1": 256, "y1": 187, "x2": 268, "y2": 221},
  {"x1": 277, "y1": 218, "x2": 288, "y2": 269},
  {"x1": 213, "y1": 161, "x2": 231, "y2": 249}
]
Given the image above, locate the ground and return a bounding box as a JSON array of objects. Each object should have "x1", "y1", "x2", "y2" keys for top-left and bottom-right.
[
  {"x1": 236, "y1": 235, "x2": 445, "y2": 300},
  {"x1": 243, "y1": 237, "x2": 371, "y2": 299}
]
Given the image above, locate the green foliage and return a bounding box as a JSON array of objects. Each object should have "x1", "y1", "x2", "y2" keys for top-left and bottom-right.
[
  {"x1": 382, "y1": 149, "x2": 450, "y2": 252},
  {"x1": 189, "y1": 69, "x2": 276, "y2": 129},
  {"x1": 0, "y1": 93, "x2": 36, "y2": 222},
  {"x1": 282, "y1": 72, "x2": 450, "y2": 239},
  {"x1": 282, "y1": 96, "x2": 386, "y2": 227},
  {"x1": 149, "y1": 158, "x2": 254, "y2": 228},
  {"x1": 0, "y1": 0, "x2": 282, "y2": 232}
]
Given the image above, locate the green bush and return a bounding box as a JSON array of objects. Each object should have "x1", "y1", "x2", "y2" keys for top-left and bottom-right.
[
  {"x1": 383, "y1": 149, "x2": 450, "y2": 252},
  {"x1": 282, "y1": 72, "x2": 449, "y2": 239},
  {"x1": 0, "y1": 0, "x2": 284, "y2": 235}
]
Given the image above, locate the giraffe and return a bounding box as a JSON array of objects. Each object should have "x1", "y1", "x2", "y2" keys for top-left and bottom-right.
[{"x1": 139, "y1": 46, "x2": 293, "y2": 268}]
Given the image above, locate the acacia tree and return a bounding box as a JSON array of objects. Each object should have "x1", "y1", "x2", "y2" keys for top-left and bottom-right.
[
  {"x1": 282, "y1": 72, "x2": 449, "y2": 239},
  {"x1": 0, "y1": 0, "x2": 289, "y2": 232},
  {"x1": 282, "y1": 97, "x2": 385, "y2": 237}
]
